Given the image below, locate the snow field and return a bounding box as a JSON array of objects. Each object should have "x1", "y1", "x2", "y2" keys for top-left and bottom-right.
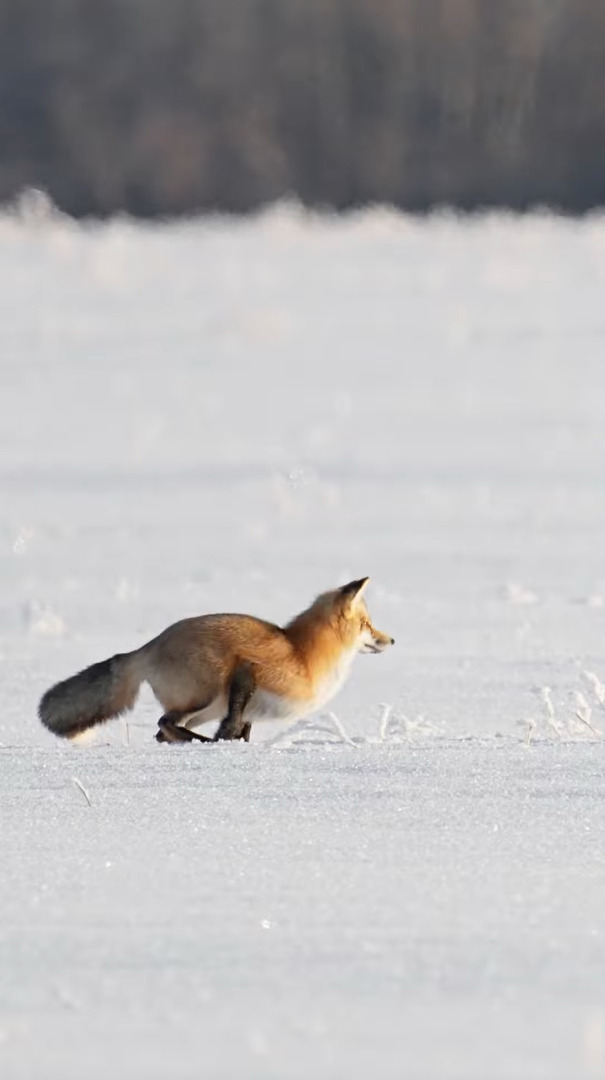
[
  {"x1": 1, "y1": 203, "x2": 604, "y2": 1077},
  {"x1": 1, "y1": 739, "x2": 604, "y2": 1079}
]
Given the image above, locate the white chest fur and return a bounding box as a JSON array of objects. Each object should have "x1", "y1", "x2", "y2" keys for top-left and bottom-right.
[
  {"x1": 310, "y1": 646, "x2": 359, "y2": 710},
  {"x1": 249, "y1": 645, "x2": 359, "y2": 723}
]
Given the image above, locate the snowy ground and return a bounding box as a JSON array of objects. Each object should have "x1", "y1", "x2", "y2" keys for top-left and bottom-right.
[{"x1": 1, "y1": 202, "x2": 604, "y2": 1077}]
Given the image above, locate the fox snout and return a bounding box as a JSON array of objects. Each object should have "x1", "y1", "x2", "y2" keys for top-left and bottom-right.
[{"x1": 360, "y1": 625, "x2": 395, "y2": 654}]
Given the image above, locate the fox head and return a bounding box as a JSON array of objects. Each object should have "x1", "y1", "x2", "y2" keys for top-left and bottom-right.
[
  {"x1": 288, "y1": 579, "x2": 394, "y2": 657},
  {"x1": 337, "y1": 577, "x2": 394, "y2": 654},
  {"x1": 285, "y1": 580, "x2": 394, "y2": 702}
]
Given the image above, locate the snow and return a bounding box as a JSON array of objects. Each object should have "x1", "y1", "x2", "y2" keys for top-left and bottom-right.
[
  {"x1": 2, "y1": 740, "x2": 603, "y2": 1079},
  {"x1": 1, "y1": 203, "x2": 604, "y2": 1077}
]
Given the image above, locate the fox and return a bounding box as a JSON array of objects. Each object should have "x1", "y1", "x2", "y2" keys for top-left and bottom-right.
[{"x1": 38, "y1": 578, "x2": 394, "y2": 745}]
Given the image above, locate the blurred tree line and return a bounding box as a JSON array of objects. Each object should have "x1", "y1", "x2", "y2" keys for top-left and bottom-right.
[{"x1": 1, "y1": 0, "x2": 604, "y2": 216}]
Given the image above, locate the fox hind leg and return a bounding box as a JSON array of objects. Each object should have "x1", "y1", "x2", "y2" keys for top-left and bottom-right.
[
  {"x1": 214, "y1": 664, "x2": 255, "y2": 742},
  {"x1": 155, "y1": 710, "x2": 214, "y2": 744},
  {"x1": 155, "y1": 664, "x2": 255, "y2": 746},
  {"x1": 157, "y1": 714, "x2": 251, "y2": 745}
]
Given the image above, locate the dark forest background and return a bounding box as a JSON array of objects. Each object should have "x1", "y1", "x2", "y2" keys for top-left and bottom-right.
[{"x1": 1, "y1": 0, "x2": 604, "y2": 217}]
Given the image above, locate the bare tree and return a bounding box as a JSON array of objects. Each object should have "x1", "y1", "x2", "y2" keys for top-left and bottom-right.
[{"x1": 0, "y1": 0, "x2": 603, "y2": 215}]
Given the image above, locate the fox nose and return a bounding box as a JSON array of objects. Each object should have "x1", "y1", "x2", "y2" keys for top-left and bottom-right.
[{"x1": 390, "y1": 637, "x2": 395, "y2": 645}]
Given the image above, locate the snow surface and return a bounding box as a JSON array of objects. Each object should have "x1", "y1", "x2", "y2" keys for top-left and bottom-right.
[{"x1": 1, "y1": 203, "x2": 604, "y2": 1077}]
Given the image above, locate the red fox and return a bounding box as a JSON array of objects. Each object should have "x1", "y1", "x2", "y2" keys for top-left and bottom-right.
[{"x1": 38, "y1": 578, "x2": 393, "y2": 745}]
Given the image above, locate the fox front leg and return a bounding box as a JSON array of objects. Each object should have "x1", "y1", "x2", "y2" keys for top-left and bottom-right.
[{"x1": 214, "y1": 663, "x2": 256, "y2": 741}]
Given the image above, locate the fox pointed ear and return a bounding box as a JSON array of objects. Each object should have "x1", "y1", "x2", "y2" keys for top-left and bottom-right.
[{"x1": 340, "y1": 577, "x2": 370, "y2": 607}]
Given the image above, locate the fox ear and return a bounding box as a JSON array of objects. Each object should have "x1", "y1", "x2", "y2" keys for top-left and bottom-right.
[{"x1": 340, "y1": 577, "x2": 370, "y2": 607}]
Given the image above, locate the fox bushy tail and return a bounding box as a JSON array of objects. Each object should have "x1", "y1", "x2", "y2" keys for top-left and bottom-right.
[{"x1": 39, "y1": 651, "x2": 144, "y2": 738}]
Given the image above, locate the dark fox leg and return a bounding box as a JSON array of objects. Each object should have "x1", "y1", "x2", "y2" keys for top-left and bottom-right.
[
  {"x1": 214, "y1": 664, "x2": 255, "y2": 741},
  {"x1": 157, "y1": 715, "x2": 250, "y2": 745},
  {"x1": 156, "y1": 711, "x2": 214, "y2": 744}
]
